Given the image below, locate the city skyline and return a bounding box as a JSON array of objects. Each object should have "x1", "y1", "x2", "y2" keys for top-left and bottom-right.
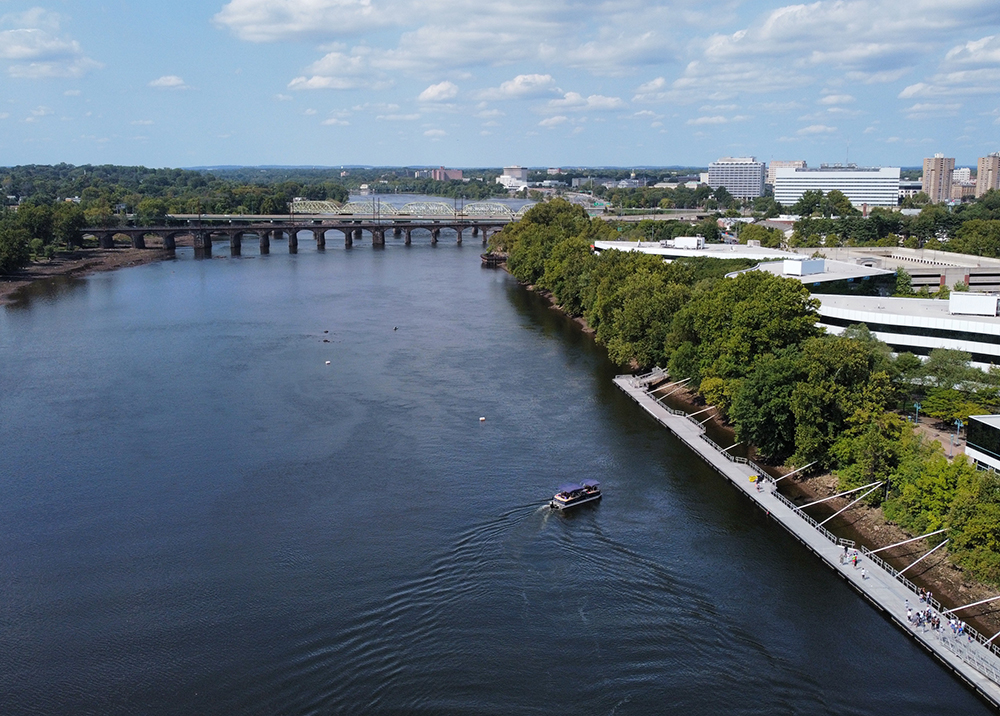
[{"x1": 1, "y1": 0, "x2": 1000, "y2": 168}]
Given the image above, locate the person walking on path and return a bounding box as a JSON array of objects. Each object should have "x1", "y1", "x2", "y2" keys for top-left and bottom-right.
[{"x1": 861, "y1": 567, "x2": 867, "y2": 580}]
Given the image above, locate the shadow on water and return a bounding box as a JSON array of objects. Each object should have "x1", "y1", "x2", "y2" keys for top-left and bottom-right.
[{"x1": 4, "y1": 274, "x2": 89, "y2": 310}]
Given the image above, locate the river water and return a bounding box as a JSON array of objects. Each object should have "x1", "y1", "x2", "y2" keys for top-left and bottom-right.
[{"x1": 0, "y1": 233, "x2": 991, "y2": 715}]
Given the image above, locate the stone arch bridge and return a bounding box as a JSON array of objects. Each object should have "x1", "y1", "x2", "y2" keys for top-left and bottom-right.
[{"x1": 81, "y1": 215, "x2": 511, "y2": 255}]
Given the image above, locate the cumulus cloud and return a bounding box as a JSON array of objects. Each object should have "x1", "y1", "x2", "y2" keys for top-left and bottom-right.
[
  {"x1": 423, "y1": 128, "x2": 446, "y2": 137},
  {"x1": 477, "y1": 73, "x2": 555, "y2": 100},
  {"x1": 418, "y1": 80, "x2": 458, "y2": 102},
  {"x1": 539, "y1": 115, "x2": 568, "y2": 127},
  {"x1": 149, "y1": 75, "x2": 189, "y2": 89},
  {"x1": 546, "y1": 91, "x2": 624, "y2": 112},
  {"x1": 213, "y1": 0, "x2": 391, "y2": 42},
  {"x1": 819, "y1": 93, "x2": 855, "y2": 105},
  {"x1": 0, "y1": 11, "x2": 101, "y2": 78},
  {"x1": 797, "y1": 124, "x2": 837, "y2": 134}
]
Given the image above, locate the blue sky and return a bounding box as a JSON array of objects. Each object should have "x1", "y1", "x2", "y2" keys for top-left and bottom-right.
[{"x1": 1, "y1": 0, "x2": 1000, "y2": 168}]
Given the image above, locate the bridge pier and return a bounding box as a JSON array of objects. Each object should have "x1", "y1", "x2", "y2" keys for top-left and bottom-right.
[
  {"x1": 162, "y1": 233, "x2": 176, "y2": 251},
  {"x1": 393, "y1": 227, "x2": 402, "y2": 238},
  {"x1": 431, "y1": 228, "x2": 440, "y2": 244},
  {"x1": 372, "y1": 228, "x2": 385, "y2": 247},
  {"x1": 99, "y1": 232, "x2": 115, "y2": 249},
  {"x1": 456, "y1": 228, "x2": 463, "y2": 245},
  {"x1": 353, "y1": 228, "x2": 363, "y2": 244},
  {"x1": 481, "y1": 228, "x2": 490, "y2": 246},
  {"x1": 289, "y1": 230, "x2": 298, "y2": 254},
  {"x1": 404, "y1": 228, "x2": 412, "y2": 245},
  {"x1": 231, "y1": 233, "x2": 242, "y2": 256},
  {"x1": 472, "y1": 226, "x2": 479, "y2": 237},
  {"x1": 342, "y1": 228, "x2": 353, "y2": 248},
  {"x1": 194, "y1": 231, "x2": 212, "y2": 258},
  {"x1": 131, "y1": 233, "x2": 146, "y2": 250},
  {"x1": 316, "y1": 230, "x2": 326, "y2": 250},
  {"x1": 259, "y1": 230, "x2": 270, "y2": 254}
]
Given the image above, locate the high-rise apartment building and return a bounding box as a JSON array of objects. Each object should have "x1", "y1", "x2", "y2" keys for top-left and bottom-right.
[
  {"x1": 707, "y1": 157, "x2": 766, "y2": 199},
  {"x1": 977, "y1": 153, "x2": 1000, "y2": 197},
  {"x1": 766, "y1": 160, "x2": 807, "y2": 187},
  {"x1": 922, "y1": 153, "x2": 955, "y2": 203}
]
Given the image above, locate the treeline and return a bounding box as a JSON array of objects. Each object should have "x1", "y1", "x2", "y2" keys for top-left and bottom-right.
[
  {"x1": 492, "y1": 198, "x2": 1000, "y2": 584},
  {"x1": 0, "y1": 163, "x2": 354, "y2": 272}
]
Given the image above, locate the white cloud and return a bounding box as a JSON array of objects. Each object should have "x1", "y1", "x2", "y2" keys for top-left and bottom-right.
[
  {"x1": 797, "y1": 124, "x2": 837, "y2": 135},
  {"x1": 149, "y1": 75, "x2": 188, "y2": 90},
  {"x1": 418, "y1": 80, "x2": 458, "y2": 102},
  {"x1": 478, "y1": 73, "x2": 555, "y2": 100},
  {"x1": 539, "y1": 115, "x2": 568, "y2": 127},
  {"x1": 322, "y1": 117, "x2": 349, "y2": 125},
  {"x1": 131, "y1": 119, "x2": 154, "y2": 125},
  {"x1": 376, "y1": 113, "x2": 420, "y2": 121},
  {"x1": 63, "y1": 89, "x2": 80, "y2": 96},
  {"x1": 424, "y1": 128, "x2": 446, "y2": 137},
  {"x1": 213, "y1": 0, "x2": 391, "y2": 42},
  {"x1": 546, "y1": 91, "x2": 624, "y2": 112},
  {"x1": 686, "y1": 115, "x2": 727, "y2": 125},
  {"x1": 819, "y1": 94, "x2": 855, "y2": 105},
  {"x1": 0, "y1": 11, "x2": 100, "y2": 79}
]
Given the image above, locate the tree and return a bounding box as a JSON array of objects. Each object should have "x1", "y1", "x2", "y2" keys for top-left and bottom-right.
[
  {"x1": 729, "y1": 347, "x2": 803, "y2": 460},
  {"x1": 792, "y1": 190, "x2": 823, "y2": 216},
  {"x1": 0, "y1": 218, "x2": 30, "y2": 272},
  {"x1": 52, "y1": 202, "x2": 86, "y2": 248},
  {"x1": 789, "y1": 334, "x2": 894, "y2": 465}
]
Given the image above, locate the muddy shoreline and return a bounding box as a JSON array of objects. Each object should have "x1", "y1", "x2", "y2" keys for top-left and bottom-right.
[{"x1": 0, "y1": 246, "x2": 178, "y2": 305}]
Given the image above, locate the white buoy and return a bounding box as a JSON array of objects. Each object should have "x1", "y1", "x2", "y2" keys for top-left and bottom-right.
[
  {"x1": 479, "y1": 417, "x2": 486, "y2": 422},
  {"x1": 325, "y1": 361, "x2": 331, "y2": 365}
]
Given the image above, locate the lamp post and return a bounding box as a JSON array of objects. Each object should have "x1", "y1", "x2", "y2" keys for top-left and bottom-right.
[{"x1": 914, "y1": 401, "x2": 921, "y2": 423}]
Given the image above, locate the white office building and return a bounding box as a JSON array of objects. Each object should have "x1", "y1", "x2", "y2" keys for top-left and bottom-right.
[
  {"x1": 773, "y1": 165, "x2": 900, "y2": 208},
  {"x1": 816, "y1": 293, "x2": 1000, "y2": 369},
  {"x1": 707, "y1": 157, "x2": 766, "y2": 199}
]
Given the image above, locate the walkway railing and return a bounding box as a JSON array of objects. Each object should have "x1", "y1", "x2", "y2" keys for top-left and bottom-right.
[{"x1": 627, "y1": 370, "x2": 1000, "y2": 689}]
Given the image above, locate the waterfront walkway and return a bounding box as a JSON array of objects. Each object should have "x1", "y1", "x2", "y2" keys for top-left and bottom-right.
[{"x1": 615, "y1": 372, "x2": 1000, "y2": 708}]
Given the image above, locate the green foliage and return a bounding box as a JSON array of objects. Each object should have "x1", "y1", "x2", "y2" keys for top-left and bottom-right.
[
  {"x1": 738, "y1": 222, "x2": 783, "y2": 247},
  {"x1": 729, "y1": 347, "x2": 803, "y2": 460},
  {"x1": 0, "y1": 213, "x2": 30, "y2": 272},
  {"x1": 667, "y1": 270, "x2": 820, "y2": 386},
  {"x1": 948, "y1": 465, "x2": 1000, "y2": 583}
]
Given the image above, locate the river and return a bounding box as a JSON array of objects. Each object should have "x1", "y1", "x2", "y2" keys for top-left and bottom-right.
[{"x1": 0, "y1": 232, "x2": 991, "y2": 714}]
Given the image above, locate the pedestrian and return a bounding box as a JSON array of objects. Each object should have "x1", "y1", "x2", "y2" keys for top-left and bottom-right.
[
  {"x1": 861, "y1": 567, "x2": 867, "y2": 580},
  {"x1": 852, "y1": 554, "x2": 858, "y2": 568},
  {"x1": 907, "y1": 608, "x2": 913, "y2": 622}
]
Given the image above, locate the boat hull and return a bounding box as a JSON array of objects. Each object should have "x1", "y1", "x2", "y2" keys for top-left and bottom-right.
[{"x1": 549, "y1": 492, "x2": 602, "y2": 510}]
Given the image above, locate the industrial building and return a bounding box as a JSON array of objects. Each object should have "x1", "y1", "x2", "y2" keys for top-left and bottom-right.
[{"x1": 773, "y1": 165, "x2": 900, "y2": 208}]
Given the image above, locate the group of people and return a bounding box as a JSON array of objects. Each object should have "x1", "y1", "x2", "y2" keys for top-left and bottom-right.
[
  {"x1": 839, "y1": 546, "x2": 867, "y2": 578},
  {"x1": 905, "y1": 597, "x2": 974, "y2": 642}
]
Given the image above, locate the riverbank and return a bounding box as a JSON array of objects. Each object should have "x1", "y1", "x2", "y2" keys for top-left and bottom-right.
[
  {"x1": 0, "y1": 247, "x2": 175, "y2": 305},
  {"x1": 653, "y1": 381, "x2": 1000, "y2": 640},
  {"x1": 619, "y1": 375, "x2": 1000, "y2": 707}
]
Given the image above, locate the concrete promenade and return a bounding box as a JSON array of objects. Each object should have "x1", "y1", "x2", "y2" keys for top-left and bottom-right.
[{"x1": 615, "y1": 372, "x2": 1000, "y2": 708}]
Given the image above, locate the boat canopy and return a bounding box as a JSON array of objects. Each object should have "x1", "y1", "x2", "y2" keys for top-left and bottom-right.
[{"x1": 557, "y1": 481, "x2": 600, "y2": 494}]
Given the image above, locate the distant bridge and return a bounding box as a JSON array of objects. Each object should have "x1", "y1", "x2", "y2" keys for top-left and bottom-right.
[{"x1": 80, "y1": 212, "x2": 512, "y2": 255}]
